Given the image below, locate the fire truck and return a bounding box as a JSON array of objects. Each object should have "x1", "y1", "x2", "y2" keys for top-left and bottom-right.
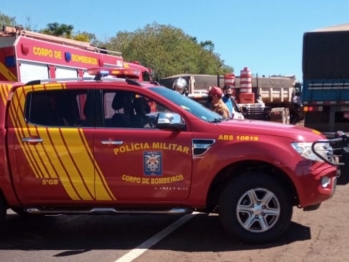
[{"x1": 0, "y1": 26, "x2": 153, "y2": 83}]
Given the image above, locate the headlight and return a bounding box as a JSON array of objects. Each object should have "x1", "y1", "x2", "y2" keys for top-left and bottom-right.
[{"x1": 291, "y1": 142, "x2": 334, "y2": 162}]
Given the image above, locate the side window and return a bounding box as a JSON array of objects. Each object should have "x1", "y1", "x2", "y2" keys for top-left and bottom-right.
[
  {"x1": 25, "y1": 89, "x2": 92, "y2": 127},
  {"x1": 99, "y1": 90, "x2": 170, "y2": 128}
]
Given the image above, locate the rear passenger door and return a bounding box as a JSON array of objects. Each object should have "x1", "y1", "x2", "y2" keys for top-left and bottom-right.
[{"x1": 7, "y1": 84, "x2": 102, "y2": 204}]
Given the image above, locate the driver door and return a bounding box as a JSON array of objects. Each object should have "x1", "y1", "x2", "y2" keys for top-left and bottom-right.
[{"x1": 93, "y1": 89, "x2": 193, "y2": 202}]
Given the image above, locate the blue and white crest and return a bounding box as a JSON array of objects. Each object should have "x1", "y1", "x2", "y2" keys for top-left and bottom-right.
[{"x1": 143, "y1": 151, "x2": 162, "y2": 176}]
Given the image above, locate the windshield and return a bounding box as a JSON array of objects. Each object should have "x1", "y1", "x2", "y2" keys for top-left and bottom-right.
[{"x1": 149, "y1": 87, "x2": 224, "y2": 122}]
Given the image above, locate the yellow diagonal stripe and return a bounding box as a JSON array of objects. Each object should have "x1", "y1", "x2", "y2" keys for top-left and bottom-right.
[
  {"x1": 36, "y1": 127, "x2": 81, "y2": 200},
  {"x1": 54, "y1": 128, "x2": 95, "y2": 200},
  {"x1": 14, "y1": 87, "x2": 48, "y2": 178},
  {"x1": 0, "y1": 62, "x2": 17, "y2": 81},
  {"x1": 78, "y1": 128, "x2": 116, "y2": 201},
  {"x1": 10, "y1": 87, "x2": 44, "y2": 178}
]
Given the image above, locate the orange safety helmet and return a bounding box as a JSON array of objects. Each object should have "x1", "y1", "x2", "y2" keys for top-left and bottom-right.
[{"x1": 208, "y1": 86, "x2": 223, "y2": 97}]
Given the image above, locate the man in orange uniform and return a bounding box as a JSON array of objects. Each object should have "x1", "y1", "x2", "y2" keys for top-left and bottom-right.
[{"x1": 208, "y1": 86, "x2": 230, "y2": 119}]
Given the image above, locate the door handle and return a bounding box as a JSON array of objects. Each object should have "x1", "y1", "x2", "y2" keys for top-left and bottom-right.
[
  {"x1": 22, "y1": 137, "x2": 43, "y2": 143},
  {"x1": 101, "y1": 140, "x2": 123, "y2": 145}
]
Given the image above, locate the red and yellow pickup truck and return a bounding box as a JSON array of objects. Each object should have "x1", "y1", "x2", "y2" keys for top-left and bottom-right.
[{"x1": 0, "y1": 69, "x2": 347, "y2": 244}]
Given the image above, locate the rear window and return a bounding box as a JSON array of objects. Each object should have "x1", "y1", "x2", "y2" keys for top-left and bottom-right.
[{"x1": 24, "y1": 89, "x2": 91, "y2": 127}]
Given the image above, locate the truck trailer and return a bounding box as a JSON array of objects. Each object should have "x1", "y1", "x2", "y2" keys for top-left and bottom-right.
[{"x1": 302, "y1": 23, "x2": 349, "y2": 138}]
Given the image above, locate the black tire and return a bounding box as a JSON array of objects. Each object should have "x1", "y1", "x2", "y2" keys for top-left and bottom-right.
[
  {"x1": 11, "y1": 207, "x2": 30, "y2": 216},
  {"x1": 219, "y1": 173, "x2": 293, "y2": 244},
  {"x1": 0, "y1": 195, "x2": 7, "y2": 223}
]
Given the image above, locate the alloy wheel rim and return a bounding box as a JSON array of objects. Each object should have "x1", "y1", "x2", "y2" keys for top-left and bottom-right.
[{"x1": 236, "y1": 188, "x2": 281, "y2": 233}]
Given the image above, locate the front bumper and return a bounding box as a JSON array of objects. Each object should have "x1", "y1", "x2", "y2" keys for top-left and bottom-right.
[
  {"x1": 289, "y1": 131, "x2": 347, "y2": 209},
  {"x1": 303, "y1": 174, "x2": 337, "y2": 211},
  {"x1": 297, "y1": 161, "x2": 338, "y2": 208}
]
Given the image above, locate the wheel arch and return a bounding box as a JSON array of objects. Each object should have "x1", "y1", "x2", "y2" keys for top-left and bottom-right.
[{"x1": 205, "y1": 160, "x2": 299, "y2": 212}]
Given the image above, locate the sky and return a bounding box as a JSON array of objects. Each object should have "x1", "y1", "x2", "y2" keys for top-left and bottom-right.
[{"x1": 2, "y1": 0, "x2": 349, "y2": 81}]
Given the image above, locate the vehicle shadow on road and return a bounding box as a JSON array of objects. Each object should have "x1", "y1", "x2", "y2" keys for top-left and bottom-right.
[
  {"x1": 0, "y1": 213, "x2": 311, "y2": 254},
  {"x1": 154, "y1": 214, "x2": 311, "y2": 252}
]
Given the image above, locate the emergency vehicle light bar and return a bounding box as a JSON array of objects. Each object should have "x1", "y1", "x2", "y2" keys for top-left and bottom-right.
[{"x1": 87, "y1": 67, "x2": 141, "y2": 80}]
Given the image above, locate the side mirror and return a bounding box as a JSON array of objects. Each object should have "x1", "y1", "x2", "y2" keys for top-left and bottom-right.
[{"x1": 156, "y1": 112, "x2": 185, "y2": 131}]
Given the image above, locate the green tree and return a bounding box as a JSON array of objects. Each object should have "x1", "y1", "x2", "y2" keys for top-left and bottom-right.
[
  {"x1": 200, "y1": 40, "x2": 214, "y2": 52},
  {"x1": 73, "y1": 31, "x2": 101, "y2": 45},
  {"x1": 40, "y1": 22, "x2": 74, "y2": 38},
  {"x1": 40, "y1": 22, "x2": 100, "y2": 44},
  {"x1": 104, "y1": 22, "x2": 233, "y2": 79},
  {"x1": 0, "y1": 12, "x2": 17, "y2": 28}
]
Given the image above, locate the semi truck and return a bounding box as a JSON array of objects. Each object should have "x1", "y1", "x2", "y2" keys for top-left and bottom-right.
[
  {"x1": 302, "y1": 23, "x2": 349, "y2": 138},
  {"x1": 0, "y1": 26, "x2": 153, "y2": 83}
]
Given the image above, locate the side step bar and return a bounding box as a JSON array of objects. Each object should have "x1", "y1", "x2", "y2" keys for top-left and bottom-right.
[{"x1": 25, "y1": 207, "x2": 193, "y2": 215}]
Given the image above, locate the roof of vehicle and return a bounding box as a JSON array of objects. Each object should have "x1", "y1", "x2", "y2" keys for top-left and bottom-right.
[
  {"x1": 16, "y1": 77, "x2": 161, "y2": 91},
  {"x1": 303, "y1": 24, "x2": 349, "y2": 79},
  {"x1": 1, "y1": 26, "x2": 122, "y2": 55},
  {"x1": 312, "y1": 23, "x2": 349, "y2": 32},
  {"x1": 8, "y1": 66, "x2": 160, "y2": 92}
]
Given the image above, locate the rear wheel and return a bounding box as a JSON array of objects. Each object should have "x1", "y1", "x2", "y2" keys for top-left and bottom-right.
[
  {"x1": 11, "y1": 207, "x2": 30, "y2": 216},
  {"x1": 219, "y1": 173, "x2": 293, "y2": 244}
]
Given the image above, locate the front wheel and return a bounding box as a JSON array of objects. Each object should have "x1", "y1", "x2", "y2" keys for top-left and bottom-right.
[
  {"x1": 0, "y1": 195, "x2": 7, "y2": 223},
  {"x1": 219, "y1": 173, "x2": 293, "y2": 244}
]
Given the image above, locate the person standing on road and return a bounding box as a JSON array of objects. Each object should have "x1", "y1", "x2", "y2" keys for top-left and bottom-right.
[
  {"x1": 208, "y1": 86, "x2": 230, "y2": 119},
  {"x1": 222, "y1": 85, "x2": 234, "y2": 118}
]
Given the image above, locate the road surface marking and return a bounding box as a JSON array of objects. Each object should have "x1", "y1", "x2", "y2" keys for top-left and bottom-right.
[{"x1": 114, "y1": 213, "x2": 198, "y2": 262}]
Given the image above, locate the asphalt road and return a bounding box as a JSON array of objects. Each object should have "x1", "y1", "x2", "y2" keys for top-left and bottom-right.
[{"x1": 1, "y1": 177, "x2": 349, "y2": 262}]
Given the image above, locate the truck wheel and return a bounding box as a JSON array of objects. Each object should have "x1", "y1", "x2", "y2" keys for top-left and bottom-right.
[{"x1": 219, "y1": 173, "x2": 293, "y2": 244}]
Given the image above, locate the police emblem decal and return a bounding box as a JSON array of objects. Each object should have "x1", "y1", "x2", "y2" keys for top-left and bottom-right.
[{"x1": 143, "y1": 151, "x2": 162, "y2": 176}]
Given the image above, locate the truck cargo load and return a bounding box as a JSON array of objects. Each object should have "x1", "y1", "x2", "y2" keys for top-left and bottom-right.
[{"x1": 160, "y1": 73, "x2": 298, "y2": 123}]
